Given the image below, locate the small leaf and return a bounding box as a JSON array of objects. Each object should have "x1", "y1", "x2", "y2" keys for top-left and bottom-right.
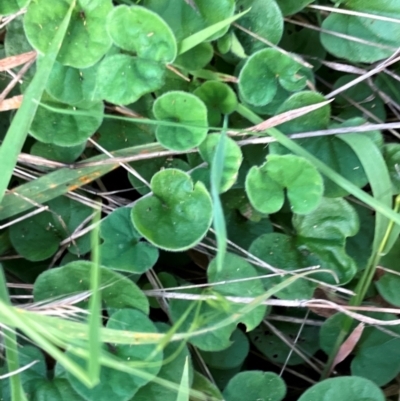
[
  {"x1": 199, "y1": 134, "x2": 243, "y2": 193},
  {"x1": 34, "y1": 261, "x2": 149, "y2": 314},
  {"x1": 239, "y1": 48, "x2": 308, "y2": 106},
  {"x1": 276, "y1": 0, "x2": 314, "y2": 16},
  {"x1": 0, "y1": 0, "x2": 29, "y2": 16},
  {"x1": 35, "y1": 379, "x2": 85, "y2": 401},
  {"x1": 97, "y1": 54, "x2": 165, "y2": 105},
  {"x1": 107, "y1": 5, "x2": 177, "y2": 63},
  {"x1": 24, "y1": 0, "x2": 113, "y2": 68},
  {"x1": 30, "y1": 141, "x2": 86, "y2": 163},
  {"x1": 153, "y1": 91, "x2": 208, "y2": 151},
  {"x1": 131, "y1": 169, "x2": 213, "y2": 251},
  {"x1": 298, "y1": 377, "x2": 385, "y2": 401},
  {"x1": 223, "y1": 371, "x2": 286, "y2": 401},
  {"x1": 174, "y1": 42, "x2": 213, "y2": 71},
  {"x1": 383, "y1": 143, "x2": 400, "y2": 194},
  {"x1": 245, "y1": 154, "x2": 324, "y2": 215},
  {"x1": 99, "y1": 208, "x2": 159, "y2": 274}
]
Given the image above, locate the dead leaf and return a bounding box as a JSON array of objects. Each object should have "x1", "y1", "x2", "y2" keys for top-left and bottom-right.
[
  {"x1": 0, "y1": 51, "x2": 36, "y2": 72},
  {"x1": 0, "y1": 95, "x2": 23, "y2": 111}
]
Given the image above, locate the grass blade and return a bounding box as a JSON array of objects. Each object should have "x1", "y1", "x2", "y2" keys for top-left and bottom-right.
[
  {"x1": 0, "y1": 0, "x2": 76, "y2": 203},
  {"x1": 176, "y1": 357, "x2": 190, "y2": 401}
]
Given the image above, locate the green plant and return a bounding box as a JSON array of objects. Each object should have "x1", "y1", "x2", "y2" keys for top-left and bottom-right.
[{"x1": 1, "y1": 0, "x2": 400, "y2": 400}]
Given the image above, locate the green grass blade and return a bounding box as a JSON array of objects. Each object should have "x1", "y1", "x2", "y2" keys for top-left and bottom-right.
[
  {"x1": 0, "y1": 0, "x2": 76, "y2": 204},
  {"x1": 178, "y1": 9, "x2": 249, "y2": 55},
  {"x1": 87, "y1": 206, "x2": 102, "y2": 384},
  {"x1": 382, "y1": 195, "x2": 400, "y2": 255},
  {"x1": 176, "y1": 357, "x2": 190, "y2": 401},
  {"x1": 210, "y1": 116, "x2": 228, "y2": 272},
  {"x1": 0, "y1": 266, "x2": 27, "y2": 401}
]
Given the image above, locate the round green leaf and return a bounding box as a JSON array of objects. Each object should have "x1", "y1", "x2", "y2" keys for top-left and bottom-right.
[
  {"x1": 68, "y1": 309, "x2": 162, "y2": 401},
  {"x1": 46, "y1": 61, "x2": 101, "y2": 105},
  {"x1": 249, "y1": 233, "x2": 316, "y2": 300},
  {"x1": 99, "y1": 208, "x2": 159, "y2": 274},
  {"x1": 235, "y1": 0, "x2": 283, "y2": 54},
  {"x1": 0, "y1": 0, "x2": 29, "y2": 16},
  {"x1": 199, "y1": 134, "x2": 243, "y2": 193},
  {"x1": 30, "y1": 97, "x2": 103, "y2": 146},
  {"x1": 131, "y1": 169, "x2": 213, "y2": 251},
  {"x1": 24, "y1": 0, "x2": 113, "y2": 68},
  {"x1": 194, "y1": 81, "x2": 238, "y2": 126},
  {"x1": 107, "y1": 5, "x2": 177, "y2": 63},
  {"x1": 245, "y1": 154, "x2": 324, "y2": 215},
  {"x1": 320, "y1": 1, "x2": 400, "y2": 63},
  {"x1": 30, "y1": 141, "x2": 86, "y2": 163},
  {"x1": 298, "y1": 376, "x2": 384, "y2": 401},
  {"x1": 239, "y1": 48, "x2": 307, "y2": 106},
  {"x1": 5, "y1": 15, "x2": 34, "y2": 57},
  {"x1": 153, "y1": 91, "x2": 208, "y2": 151},
  {"x1": 35, "y1": 379, "x2": 85, "y2": 401},
  {"x1": 276, "y1": 0, "x2": 314, "y2": 16},
  {"x1": 34, "y1": 261, "x2": 149, "y2": 314},
  {"x1": 97, "y1": 54, "x2": 166, "y2": 105},
  {"x1": 175, "y1": 42, "x2": 213, "y2": 71},
  {"x1": 223, "y1": 371, "x2": 286, "y2": 401}
]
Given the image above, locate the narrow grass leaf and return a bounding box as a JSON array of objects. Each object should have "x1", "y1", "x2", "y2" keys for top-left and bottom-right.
[{"x1": 176, "y1": 357, "x2": 190, "y2": 401}]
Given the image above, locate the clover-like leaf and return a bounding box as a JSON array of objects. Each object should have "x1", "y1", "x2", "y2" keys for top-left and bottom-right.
[
  {"x1": 223, "y1": 371, "x2": 286, "y2": 401},
  {"x1": 175, "y1": 42, "x2": 213, "y2": 71},
  {"x1": 131, "y1": 169, "x2": 213, "y2": 251},
  {"x1": 153, "y1": 91, "x2": 208, "y2": 151},
  {"x1": 199, "y1": 134, "x2": 243, "y2": 193},
  {"x1": 68, "y1": 309, "x2": 162, "y2": 401},
  {"x1": 107, "y1": 5, "x2": 177, "y2": 63},
  {"x1": 46, "y1": 61, "x2": 101, "y2": 105},
  {"x1": 245, "y1": 154, "x2": 324, "y2": 215},
  {"x1": 30, "y1": 141, "x2": 86, "y2": 163},
  {"x1": 35, "y1": 379, "x2": 85, "y2": 401},
  {"x1": 383, "y1": 143, "x2": 400, "y2": 194},
  {"x1": 97, "y1": 54, "x2": 166, "y2": 105},
  {"x1": 320, "y1": 1, "x2": 400, "y2": 63},
  {"x1": 9, "y1": 197, "x2": 92, "y2": 261},
  {"x1": 24, "y1": 0, "x2": 113, "y2": 68},
  {"x1": 239, "y1": 48, "x2": 308, "y2": 106},
  {"x1": 144, "y1": 0, "x2": 235, "y2": 42},
  {"x1": 208, "y1": 252, "x2": 267, "y2": 331},
  {"x1": 0, "y1": 0, "x2": 29, "y2": 16},
  {"x1": 235, "y1": 0, "x2": 283, "y2": 54},
  {"x1": 34, "y1": 261, "x2": 149, "y2": 314},
  {"x1": 30, "y1": 97, "x2": 103, "y2": 146},
  {"x1": 276, "y1": 0, "x2": 314, "y2": 16},
  {"x1": 99, "y1": 208, "x2": 159, "y2": 274},
  {"x1": 194, "y1": 81, "x2": 238, "y2": 126},
  {"x1": 298, "y1": 377, "x2": 384, "y2": 401}
]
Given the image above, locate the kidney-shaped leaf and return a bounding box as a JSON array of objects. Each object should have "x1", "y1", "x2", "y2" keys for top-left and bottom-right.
[
  {"x1": 199, "y1": 134, "x2": 243, "y2": 193},
  {"x1": 97, "y1": 54, "x2": 166, "y2": 105},
  {"x1": 298, "y1": 376, "x2": 384, "y2": 401},
  {"x1": 107, "y1": 5, "x2": 177, "y2": 63},
  {"x1": 131, "y1": 169, "x2": 213, "y2": 251},
  {"x1": 24, "y1": 0, "x2": 113, "y2": 68},
  {"x1": 99, "y1": 208, "x2": 159, "y2": 274},
  {"x1": 245, "y1": 154, "x2": 324, "y2": 215},
  {"x1": 153, "y1": 91, "x2": 208, "y2": 151},
  {"x1": 223, "y1": 371, "x2": 286, "y2": 401},
  {"x1": 34, "y1": 261, "x2": 149, "y2": 314},
  {"x1": 239, "y1": 48, "x2": 308, "y2": 106}
]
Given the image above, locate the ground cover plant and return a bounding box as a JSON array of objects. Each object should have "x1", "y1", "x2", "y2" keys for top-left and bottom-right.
[{"x1": 1, "y1": 0, "x2": 400, "y2": 400}]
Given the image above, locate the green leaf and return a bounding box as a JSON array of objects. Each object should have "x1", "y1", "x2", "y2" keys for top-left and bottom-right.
[
  {"x1": 235, "y1": 0, "x2": 283, "y2": 54},
  {"x1": 320, "y1": 1, "x2": 400, "y2": 63},
  {"x1": 24, "y1": 0, "x2": 113, "y2": 68},
  {"x1": 107, "y1": 5, "x2": 177, "y2": 63},
  {"x1": 5, "y1": 15, "x2": 33, "y2": 57},
  {"x1": 249, "y1": 233, "x2": 316, "y2": 300},
  {"x1": 33, "y1": 261, "x2": 149, "y2": 314},
  {"x1": 383, "y1": 143, "x2": 400, "y2": 194},
  {"x1": 298, "y1": 376, "x2": 384, "y2": 401},
  {"x1": 239, "y1": 48, "x2": 308, "y2": 106},
  {"x1": 153, "y1": 91, "x2": 208, "y2": 151},
  {"x1": 276, "y1": 0, "x2": 314, "y2": 16},
  {"x1": 223, "y1": 371, "x2": 286, "y2": 401},
  {"x1": 144, "y1": 0, "x2": 235, "y2": 42},
  {"x1": 194, "y1": 81, "x2": 238, "y2": 126},
  {"x1": 30, "y1": 141, "x2": 86, "y2": 164},
  {"x1": 191, "y1": 372, "x2": 223, "y2": 401},
  {"x1": 208, "y1": 252, "x2": 267, "y2": 331},
  {"x1": 131, "y1": 169, "x2": 213, "y2": 251},
  {"x1": 245, "y1": 154, "x2": 324, "y2": 215},
  {"x1": 30, "y1": 97, "x2": 103, "y2": 146},
  {"x1": 34, "y1": 379, "x2": 86, "y2": 401},
  {"x1": 68, "y1": 309, "x2": 162, "y2": 401},
  {"x1": 46, "y1": 61, "x2": 101, "y2": 105},
  {"x1": 251, "y1": 318, "x2": 320, "y2": 366},
  {"x1": 97, "y1": 54, "x2": 166, "y2": 106},
  {"x1": 0, "y1": 0, "x2": 29, "y2": 16},
  {"x1": 174, "y1": 43, "x2": 213, "y2": 71},
  {"x1": 99, "y1": 208, "x2": 159, "y2": 274},
  {"x1": 199, "y1": 134, "x2": 243, "y2": 193},
  {"x1": 9, "y1": 197, "x2": 92, "y2": 261}
]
